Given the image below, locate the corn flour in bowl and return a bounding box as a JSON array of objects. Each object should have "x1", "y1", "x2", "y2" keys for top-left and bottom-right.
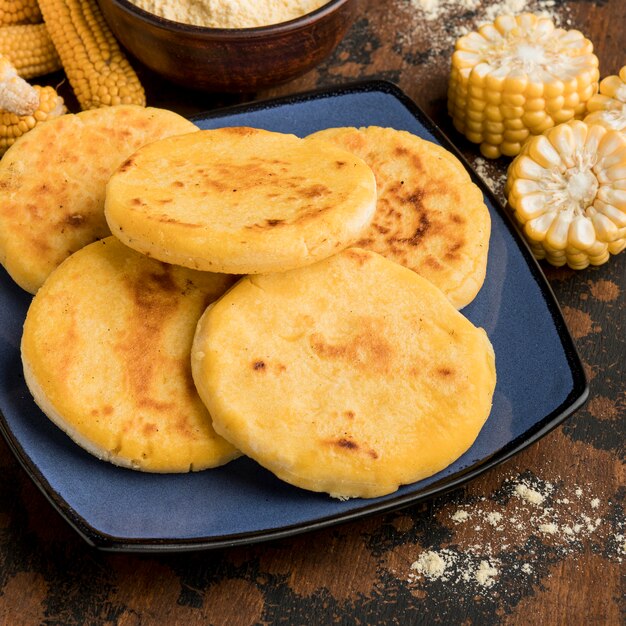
[{"x1": 128, "y1": 0, "x2": 330, "y2": 27}]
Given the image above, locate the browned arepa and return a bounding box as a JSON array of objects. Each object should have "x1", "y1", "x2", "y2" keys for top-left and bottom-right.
[
  {"x1": 0, "y1": 105, "x2": 198, "y2": 293},
  {"x1": 21, "y1": 237, "x2": 239, "y2": 472},
  {"x1": 192, "y1": 248, "x2": 496, "y2": 499},
  {"x1": 307, "y1": 126, "x2": 491, "y2": 308},
  {"x1": 104, "y1": 126, "x2": 378, "y2": 274}
]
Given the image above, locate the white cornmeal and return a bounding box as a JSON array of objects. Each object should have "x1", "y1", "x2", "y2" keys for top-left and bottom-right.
[
  {"x1": 451, "y1": 509, "x2": 470, "y2": 523},
  {"x1": 410, "y1": 550, "x2": 451, "y2": 580},
  {"x1": 408, "y1": 474, "x2": 624, "y2": 592},
  {"x1": 474, "y1": 560, "x2": 499, "y2": 588},
  {"x1": 398, "y1": 0, "x2": 569, "y2": 55},
  {"x1": 130, "y1": 0, "x2": 329, "y2": 28},
  {"x1": 514, "y1": 482, "x2": 547, "y2": 506}
]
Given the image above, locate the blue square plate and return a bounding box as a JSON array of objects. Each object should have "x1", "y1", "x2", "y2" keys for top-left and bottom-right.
[{"x1": 0, "y1": 81, "x2": 588, "y2": 552}]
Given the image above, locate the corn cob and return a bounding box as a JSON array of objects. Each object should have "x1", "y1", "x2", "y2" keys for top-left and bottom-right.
[
  {"x1": 1, "y1": 84, "x2": 66, "y2": 155},
  {"x1": 505, "y1": 120, "x2": 626, "y2": 269},
  {"x1": 584, "y1": 66, "x2": 626, "y2": 132},
  {"x1": 0, "y1": 54, "x2": 39, "y2": 115},
  {"x1": 0, "y1": 0, "x2": 42, "y2": 26},
  {"x1": 0, "y1": 55, "x2": 65, "y2": 156},
  {"x1": 449, "y1": 13, "x2": 600, "y2": 159},
  {"x1": 0, "y1": 24, "x2": 62, "y2": 79},
  {"x1": 37, "y1": 0, "x2": 145, "y2": 110}
]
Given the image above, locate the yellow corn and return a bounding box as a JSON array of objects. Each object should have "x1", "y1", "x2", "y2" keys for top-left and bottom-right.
[
  {"x1": 37, "y1": 0, "x2": 145, "y2": 110},
  {"x1": 505, "y1": 120, "x2": 626, "y2": 269},
  {"x1": 0, "y1": 0, "x2": 42, "y2": 26},
  {"x1": 0, "y1": 24, "x2": 62, "y2": 79},
  {"x1": 584, "y1": 65, "x2": 626, "y2": 132},
  {"x1": 0, "y1": 85, "x2": 66, "y2": 155},
  {"x1": 0, "y1": 54, "x2": 39, "y2": 115},
  {"x1": 449, "y1": 13, "x2": 600, "y2": 159},
  {"x1": 0, "y1": 55, "x2": 65, "y2": 155}
]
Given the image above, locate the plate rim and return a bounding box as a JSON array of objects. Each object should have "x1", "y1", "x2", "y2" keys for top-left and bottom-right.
[{"x1": 0, "y1": 79, "x2": 589, "y2": 552}]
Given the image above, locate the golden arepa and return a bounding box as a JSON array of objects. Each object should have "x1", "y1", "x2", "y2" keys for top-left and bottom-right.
[
  {"x1": 21, "y1": 237, "x2": 239, "y2": 472},
  {"x1": 104, "y1": 126, "x2": 377, "y2": 274},
  {"x1": 192, "y1": 248, "x2": 496, "y2": 499},
  {"x1": 0, "y1": 105, "x2": 198, "y2": 294},
  {"x1": 307, "y1": 126, "x2": 491, "y2": 308}
]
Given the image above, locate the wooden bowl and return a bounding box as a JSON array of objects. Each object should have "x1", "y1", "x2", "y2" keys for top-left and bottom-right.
[{"x1": 97, "y1": 0, "x2": 358, "y2": 93}]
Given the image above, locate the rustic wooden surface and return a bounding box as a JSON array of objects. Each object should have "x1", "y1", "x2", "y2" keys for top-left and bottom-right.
[{"x1": 1, "y1": 0, "x2": 624, "y2": 623}]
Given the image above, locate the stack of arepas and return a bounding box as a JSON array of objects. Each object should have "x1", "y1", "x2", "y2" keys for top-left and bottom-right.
[{"x1": 0, "y1": 108, "x2": 496, "y2": 499}]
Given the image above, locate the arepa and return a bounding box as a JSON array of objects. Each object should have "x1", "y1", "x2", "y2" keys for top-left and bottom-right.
[
  {"x1": 0, "y1": 105, "x2": 198, "y2": 293},
  {"x1": 21, "y1": 237, "x2": 239, "y2": 473},
  {"x1": 104, "y1": 127, "x2": 377, "y2": 274},
  {"x1": 307, "y1": 126, "x2": 491, "y2": 308},
  {"x1": 192, "y1": 248, "x2": 496, "y2": 499}
]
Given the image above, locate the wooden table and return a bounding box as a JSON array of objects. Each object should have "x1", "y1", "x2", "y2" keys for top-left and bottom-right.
[{"x1": 1, "y1": 0, "x2": 624, "y2": 623}]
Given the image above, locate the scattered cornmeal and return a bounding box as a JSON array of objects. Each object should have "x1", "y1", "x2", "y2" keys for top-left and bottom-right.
[
  {"x1": 21, "y1": 237, "x2": 239, "y2": 473},
  {"x1": 307, "y1": 126, "x2": 491, "y2": 309},
  {"x1": 505, "y1": 120, "x2": 626, "y2": 269},
  {"x1": 192, "y1": 248, "x2": 496, "y2": 499},
  {"x1": 448, "y1": 13, "x2": 599, "y2": 158}
]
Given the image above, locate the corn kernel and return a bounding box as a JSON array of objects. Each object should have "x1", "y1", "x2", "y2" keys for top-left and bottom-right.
[
  {"x1": 485, "y1": 72, "x2": 505, "y2": 93},
  {"x1": 553, "y1": 108, "x2": 576, "y2": 124},
  {"x1": 522, "y1": 110, "x2": 549, "y2": 128},
  {"x1": 468, "y1": 98, "x2": 487, "y2": 112},
  {"x1": 525, "y1": 82, "x2": 544, "y2": 98},
  {"x1": 468, "y1": 84, "x2": 485, "y2": 99},
  {"x1": 485, "y1": 90, "x2": 502, "y2": 105},
  {"x1": 465, "y1": 119, "x2": 483, "y2": 133},
  {"x1": 544, "y1": 81, "x2": 565, "y2": 99},
  {"x1": 564, "y1": 92, "x2": 581, "y2": 109},
  {"x1": 485, "y1": 105, "x2": 504, "y2": 122},
  {"x1": 608, "y1": 239, "x2": 626, "y2": 254},
  {"x1": 485, "y1": 120, "x2": 505, "y2": 134},
  {"x1": 502, "y1": 105, "x2": 524, "y2": 120},
  {"x1": 524, "y1": 98, "x2": 546, "y2": 112},
  {"x1": 502, "y1": 92, "x2": 525, "y2": 107},
  {"x1": 480, "y1": 143, "x2": 501, "y2": 159},
  {"x1": 504, "y1": 128, "x2": 530, "y2": 143},
  {"x1": 504, "y1": 118, "x2": 526, "y2": 130},
  {"x1": 467, "y1": 109, "x2": 485, "y2": 122},
  {"x1": 485, "y1": 132, "x2": 504, "y2": 145},
  {"x1": 501, "y1": 141, "x2": 523, "y2": 157},
  {"x1": 466, "y1": 131, "x2": 483, "y2": 144}
]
